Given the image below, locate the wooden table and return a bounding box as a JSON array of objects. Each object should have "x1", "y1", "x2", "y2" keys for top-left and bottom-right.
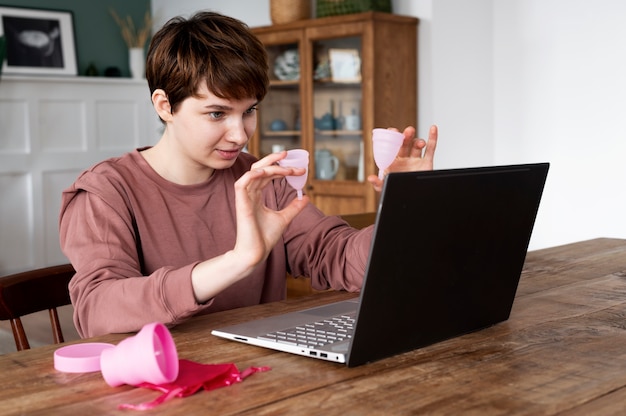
[{"x1": 1, "y1": 238, "x2": 625, "y2": 415}]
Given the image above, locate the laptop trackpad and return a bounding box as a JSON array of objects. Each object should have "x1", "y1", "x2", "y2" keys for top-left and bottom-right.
[{"x1": 300, "y1": 300, "x2": 359, "y2": 317}]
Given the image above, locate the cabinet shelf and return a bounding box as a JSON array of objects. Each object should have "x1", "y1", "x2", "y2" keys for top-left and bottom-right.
[
  {"x1": 313, "y1": 79, "x2": 361, "y2": 87},
  {"x1": 315, "y1": 130, "x2": 363, "y2": 137},
  {"x1": 269, "y1": 79, "x2": 300, "y2": 87},
  {"x1": 262, "y1": 130, "x2": 302, "y2": 137},
  {"x1": 251, "y1": 12, "x2": 418, "y2": 215}
]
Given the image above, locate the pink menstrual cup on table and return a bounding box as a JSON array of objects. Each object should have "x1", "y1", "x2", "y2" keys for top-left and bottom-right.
[
  {"x1": 100, "y1": 322, "x2": 179, "y2": 387},
  {"x1": 277, "y1": 149, "x2": 309, "y2": 200},
  {"x1": 372, "y1": 128, "x2": 404, "y2": 179}
]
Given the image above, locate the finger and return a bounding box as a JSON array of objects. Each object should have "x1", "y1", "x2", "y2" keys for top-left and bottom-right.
[
  {"x1": 396, "y1": 126, "x2": 417, "y2": 158},
  {"x1": 251, "y1": 150, "x2": 288, "y2": 169},
  {"x1": 238, "y1": 166, "x2": 308, "y2": 197},
  {"x1": 410, "y1": 139, "x2": 426, "y2": 158},
  {"x1": 279, "y1": 195, "x2": 310, "y2": 223},
  {"x1": 422, "y1": 125, "x2": 438, "y2": 162},
  {"x1": 367, "y1": 174, "x2": 384, "y2": 193},
  {"x1": 235, "y1": 168, "x2": 276, "y2": 195},
  {"x1": 253, "y1": 164, "x2": 307, "y2": 181}
]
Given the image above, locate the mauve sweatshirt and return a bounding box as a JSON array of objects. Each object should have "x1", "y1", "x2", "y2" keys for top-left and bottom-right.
[{"x1": 59, "y1": 149, "x2": 372, "y2": 338}]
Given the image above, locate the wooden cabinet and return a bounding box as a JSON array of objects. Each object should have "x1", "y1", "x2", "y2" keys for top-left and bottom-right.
[{"x1": 250, "y1": 12, "x2": 418, "y2": 215}]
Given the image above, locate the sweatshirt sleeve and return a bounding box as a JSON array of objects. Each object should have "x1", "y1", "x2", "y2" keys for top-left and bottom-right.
[
  {"x1": 278, "y1": 187, "x2": 374, "y2": 293},
  {"x1": 59, "y1": 176, "x2": 210, "y2": 338}
]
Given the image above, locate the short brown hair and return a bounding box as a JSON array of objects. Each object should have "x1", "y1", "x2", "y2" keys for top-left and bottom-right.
[{"x1": 146, "y1": 11, "x2": 269, "y2": 114}]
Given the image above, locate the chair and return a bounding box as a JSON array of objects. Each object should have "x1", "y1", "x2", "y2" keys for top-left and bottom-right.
[{"x1": 0, "y1": 264, "x2": 75, "y2": 351}]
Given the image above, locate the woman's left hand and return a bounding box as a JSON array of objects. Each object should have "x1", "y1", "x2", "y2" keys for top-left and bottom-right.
[{"x1": 367, "y1": 125, "x2": 438, "y2": 192}]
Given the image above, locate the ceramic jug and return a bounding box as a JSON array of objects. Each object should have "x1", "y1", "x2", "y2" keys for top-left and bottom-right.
[{"x1": 315, "y1": 149, "x2": 339, "y2": 180}]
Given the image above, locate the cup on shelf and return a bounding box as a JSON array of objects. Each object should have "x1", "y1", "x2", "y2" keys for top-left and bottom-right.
[
  {"x1": 344, "y1": 114, "x2": 361, "y2": 131},
  {"x1": 315, "y1": 149, "x2": 339, "y2": 180},
  {"x1": 269, "y1": 119, "x2": 288, "y2": 131}
]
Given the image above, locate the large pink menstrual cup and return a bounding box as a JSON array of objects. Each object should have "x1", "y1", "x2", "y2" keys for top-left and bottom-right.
[
  {"x1": 277, "y1": 149, "x2": 309, "y2": 200},
  {"x1": 100, "y1": 322, "x2": 179, "y2": 387},
  {"x1": 372, "y1": 128, "x2": 404, "y2": 179}
]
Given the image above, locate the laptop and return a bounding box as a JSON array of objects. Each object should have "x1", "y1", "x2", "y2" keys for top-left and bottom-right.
[{"x1": 212, "y1": 163, "x2": 550, "y2": 367}]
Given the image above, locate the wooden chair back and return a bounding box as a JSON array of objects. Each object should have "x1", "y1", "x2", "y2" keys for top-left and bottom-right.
[{"x1": 0, "y1": 264, "x2": 75, "y2": 351}]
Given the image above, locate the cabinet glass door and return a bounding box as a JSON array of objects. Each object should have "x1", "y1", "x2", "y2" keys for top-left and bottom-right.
[
  {"x1": 256, "y1": 41, "x2": 303, "y2": 157},
  {"x1": 312, "y1": 36, "x2": 363, "y2": 182}
]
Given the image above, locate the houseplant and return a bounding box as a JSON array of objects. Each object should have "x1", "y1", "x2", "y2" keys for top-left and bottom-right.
[{"x1": 110, "y1": 9, "x2": 152, "y2": 79}]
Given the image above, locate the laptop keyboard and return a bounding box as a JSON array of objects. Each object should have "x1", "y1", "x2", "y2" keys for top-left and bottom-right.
[{"x1": 258, "y1": 313, "x2": 356, "y2": 348}]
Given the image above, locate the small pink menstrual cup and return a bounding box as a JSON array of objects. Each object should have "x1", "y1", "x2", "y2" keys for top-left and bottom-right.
[
  {"x1": 278, "y1": 149, "x2": 309, "y2": 169},
  {"x1": 277, "y1": 149, "x2": 309, "y2": 199},
  {"x1": 100, "y1": 322, "x2": 179, "y2": 387},
  {"x1": 372, "y1": 128, "x2": 404, "y2": 179}
]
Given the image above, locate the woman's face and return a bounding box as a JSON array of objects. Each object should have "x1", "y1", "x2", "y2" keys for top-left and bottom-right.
[{"x1": 166, "y1": 81, "x2": 259, "y2": 174}]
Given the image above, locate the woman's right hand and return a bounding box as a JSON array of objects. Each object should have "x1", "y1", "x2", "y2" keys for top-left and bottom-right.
[{"x1": 190, "y1": 152, "x2": 308, "y2": 302}]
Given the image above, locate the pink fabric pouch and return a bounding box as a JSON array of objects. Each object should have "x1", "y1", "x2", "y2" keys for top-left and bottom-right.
[{"x1": 118, "y1": 359, "x2": 270, "y2": 410}]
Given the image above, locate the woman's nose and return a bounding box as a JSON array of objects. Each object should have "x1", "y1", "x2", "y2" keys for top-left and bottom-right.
[{"x1": 226, "y1": 121, "x2": 249, "y2": 145}]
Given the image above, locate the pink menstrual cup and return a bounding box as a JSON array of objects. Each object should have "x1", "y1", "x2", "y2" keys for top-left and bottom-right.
[
  {"x1": 100, "y1": 322, "x2": 179, "y2": 387},
  {"x1": 277, "y1": 149, "x2": 309, "y2": 200},
  {"x1": 372, "y1": 128, "x2": 404, "y2": 179}
]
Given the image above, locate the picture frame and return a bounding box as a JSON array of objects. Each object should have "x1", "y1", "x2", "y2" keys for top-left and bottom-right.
[
  {"x1": 328, "y1": 48, "x2": 361, "y2": 83},
  {"x1": 0, "y1": 6, "x2": 77, "y2": 76}
]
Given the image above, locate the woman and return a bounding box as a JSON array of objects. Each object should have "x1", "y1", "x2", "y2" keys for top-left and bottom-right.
[{"x1": 59, "y1": 11, "x2": 438, "y2": 338}]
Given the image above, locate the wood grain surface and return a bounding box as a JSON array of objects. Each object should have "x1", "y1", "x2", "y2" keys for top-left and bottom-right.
[{"x1": 1, "y1": 238, "x2": 624, "y2": 415}]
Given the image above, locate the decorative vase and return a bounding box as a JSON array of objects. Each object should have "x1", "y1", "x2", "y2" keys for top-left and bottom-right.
[{"x1": 129, "y1": 47, "x2": 145, "y2": 79}]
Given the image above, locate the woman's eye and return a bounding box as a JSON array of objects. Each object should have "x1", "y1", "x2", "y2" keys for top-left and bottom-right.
[
  {"x1": 209, "y1": 112, "x2": 224, "y2": 120},
  {"x1": 245, "y1": 106, "x2": 258, "y2": 115}
]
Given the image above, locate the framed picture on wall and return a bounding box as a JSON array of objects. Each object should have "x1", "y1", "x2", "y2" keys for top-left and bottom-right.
[{"x1": 0, "y1": 6, "x2": 77, "y2": 76}]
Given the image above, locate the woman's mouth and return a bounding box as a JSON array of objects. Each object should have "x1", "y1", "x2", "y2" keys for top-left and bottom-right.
[{"x1": 216, "y1": 149, "x2": 241, "y2": 160}]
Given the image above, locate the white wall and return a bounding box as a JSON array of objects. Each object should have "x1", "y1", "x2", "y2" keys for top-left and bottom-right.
[
  {"x1": 151, "y1": 0, "x2": 626, "y2": 250},
  {"x1": 492, "y1": 0, "x2": 626, "y2": 249},
  {"x1": 152, "y1": 0, "x2": 273, "y2": 28}
]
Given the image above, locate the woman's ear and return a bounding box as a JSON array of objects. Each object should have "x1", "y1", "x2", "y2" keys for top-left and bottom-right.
[{"x1": 152, "y1": 89, "x2": 172, "y2": 122}]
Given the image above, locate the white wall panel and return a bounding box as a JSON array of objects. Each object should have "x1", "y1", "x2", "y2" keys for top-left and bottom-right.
[
  {"x1": 0, "y1": 172, "x2": 33, "y2": 273},
  {"x1": 0, "y1": 76, "x2": 158, "y2": 275},
  {"x1": 0, "y1": 100, "x2": 29, "y2": 153},
  {"x1": 96, "y1": 100, "x2": 141, "y2": 151},
  {"x1": 39, "y1": 100, "x2": 87, "y2": 152}
]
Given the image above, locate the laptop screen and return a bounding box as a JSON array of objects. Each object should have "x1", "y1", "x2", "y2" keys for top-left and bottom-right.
[{"x1": 347, "y1": 163, "x2": 549, "y2": 366}]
